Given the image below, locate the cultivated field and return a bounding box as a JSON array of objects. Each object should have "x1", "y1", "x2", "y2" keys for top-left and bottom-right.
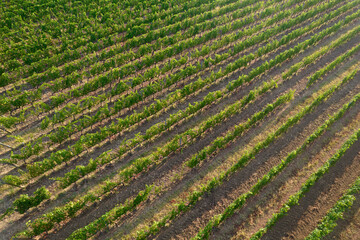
[{"x1": 0, "y1": 0, "x2": 360, "y2": 239}]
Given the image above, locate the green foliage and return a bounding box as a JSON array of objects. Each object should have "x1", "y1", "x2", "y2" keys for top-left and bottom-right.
[
  {"x1": 40, "y1": 116, "x2": 50, "y2": 130},
  {"x1": 0, "y1": 116, "x2": 18, "y2": 128},
  {"x1": 13, "y1": 187, "x2": 50, "y2": 214},
  {"x1": 2, "y1": 175, "x2": 22, "y2": 187}
]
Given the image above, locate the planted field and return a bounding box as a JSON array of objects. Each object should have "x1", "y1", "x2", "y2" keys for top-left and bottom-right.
[{"x1": 0, "y1": 0, "x2": 360, "y2": 239}]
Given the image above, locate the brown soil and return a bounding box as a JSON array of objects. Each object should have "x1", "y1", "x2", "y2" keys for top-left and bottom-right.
[
  {"x1": 212, "y1": 91, "x2": 360, "y2": 240},
  {"x1": 262, "y1": 143, "x2": 360, "y2": 240},
  {"x1": 154, "y1": 67, "x2": 360, "y2": 240}
]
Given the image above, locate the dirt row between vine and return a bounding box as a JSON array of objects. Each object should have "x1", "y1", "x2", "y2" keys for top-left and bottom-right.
[
  {"x1": 263, "y1": 143, "x2": 360, "y2": 240},
  {"x1": 209, "y1": 78, "x2": 360, "y2": 240},
  {"x1": 152, "y1": 62, "x2": 360, "y2": 240}
]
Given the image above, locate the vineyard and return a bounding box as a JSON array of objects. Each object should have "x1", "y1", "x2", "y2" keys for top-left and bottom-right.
[{"x1": 1, "y1": 0, "x2": 360, "y2": 239}]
